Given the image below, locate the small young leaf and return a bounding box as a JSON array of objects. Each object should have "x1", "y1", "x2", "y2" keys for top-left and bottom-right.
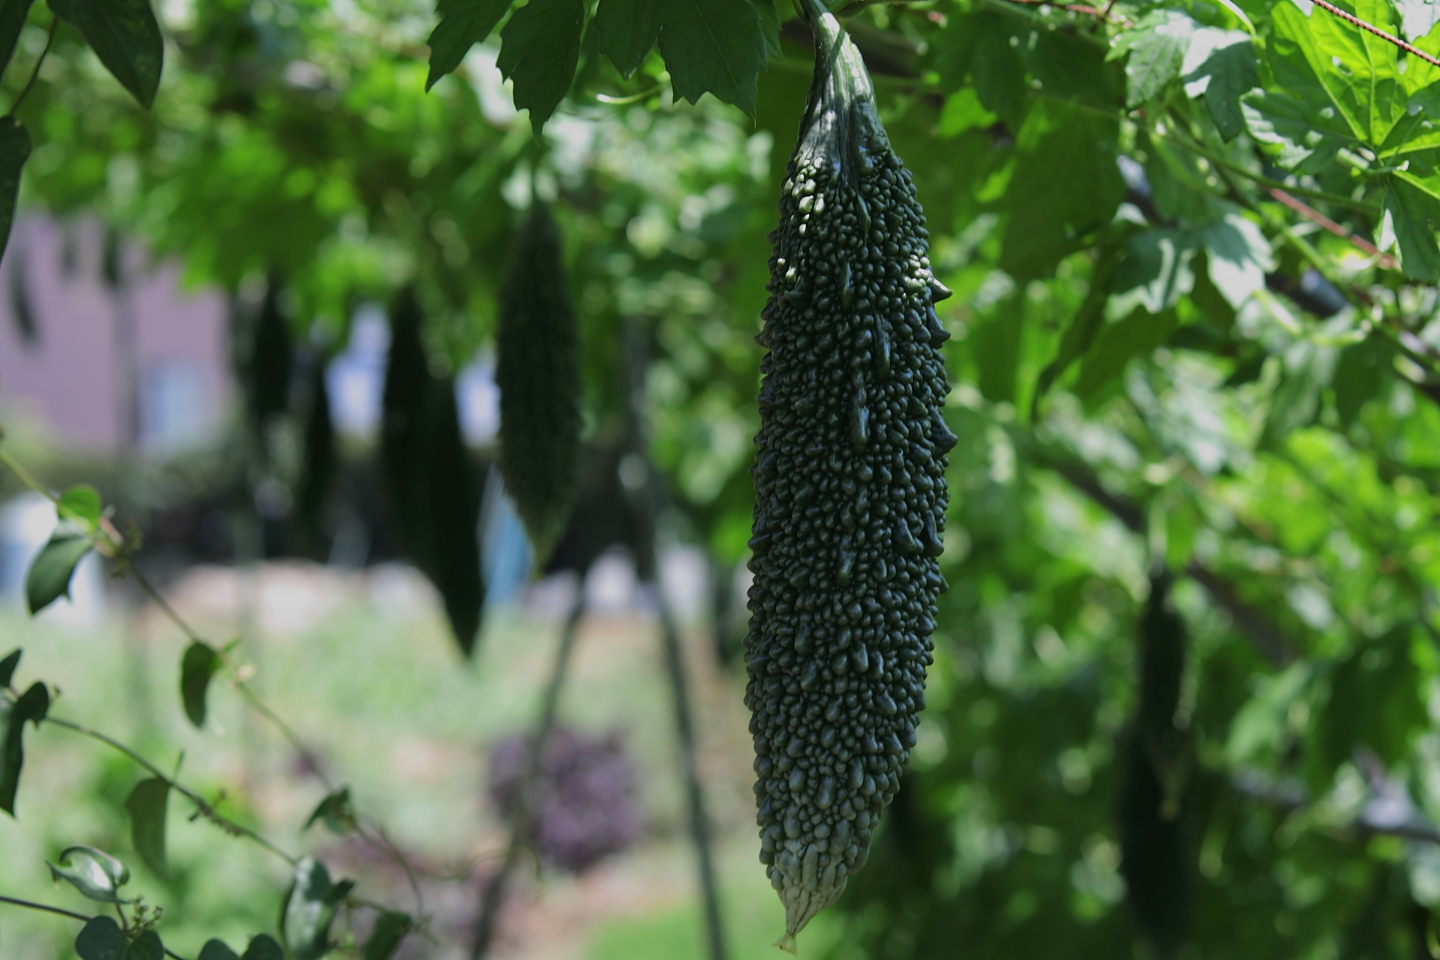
[
  {"x1": 25, "y1": 529, "x2": 94, "y2": 615},
  {"x1": 496, "y1": 0, "x2": 584, "y2": 131},
  {"x1": 58, "y1": 484, "x2": 103, "y2": 529},
  {"x1": 281, "y1": 857, "x2": 355, "y2": 960},
  {"x1": 75, "y1": 917, "x2": 164, "y2": 960},
  {"x1": 242, "y1": 934, "x2": 285, "y2": 960},
  {"x1": 198, "y1": 941, "x2": 241, "y2": 960},
  {"x1": 0, "y1": 648, "x2": 19, "y2": 688},
  {"x1": 304, "y1": 787, "x2": 356, "y2": 835},
  {"x1": 125, "y1": 777, "x2": 170, "y2": 879},
  {"x1": 0, "y1": 117, "x2": 31, "y2": 266},
  {"x1": 48, "y1": 845, "x2": 132, "y2": 903},
  {"x1": 424, "y1": 0, "x2": 509, "y2": 91},
  {"x1": 1, "y1": 680, "x2": 48, "y2": 815},
  {"x1": 363, "y1": 912, "x2": 412, "y2": 960},
  {"x1": 47, "y1": 0, "x2": 163, "y2": 108},
  {"x1": 180, "y1": 641, "x2": 220, "y2": 727},
  {"x1": 0, "y1": 0, "x2": 35, "y2": 79}
]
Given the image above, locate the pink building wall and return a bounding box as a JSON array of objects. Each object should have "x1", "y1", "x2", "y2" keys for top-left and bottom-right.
[{"x1": 0, "y1": 217, "x2": 233, "y2": 453}]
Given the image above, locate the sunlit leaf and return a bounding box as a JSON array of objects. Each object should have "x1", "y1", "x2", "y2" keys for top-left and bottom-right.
[{"x1": 48, "y1": 845, "x2": 132, "y2": 903}]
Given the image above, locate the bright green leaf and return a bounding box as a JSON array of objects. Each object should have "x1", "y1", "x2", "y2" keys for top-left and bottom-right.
[
  {"x1": 657, "y1": 0, "x2": 767, "y2": 114},
  {"x1": 48, "y1": 0, "x2": 164, "y2": 109},
  {"x1": 0, "y1": 116, "x2": 30, "y2": 265},
  {"x1": 0, "y1": 680, "x2": 48, "y2": 815},
  {"x1": 592, "y1": 0, "x2": 661, "y2": 79},
  {"x1": 48, "y1": 845, "x2": 131, "y2": 903},
  {"x1": 1182, "y1": 33, "x2": 1256, "y2": 141},
  {"x1": 1112, "y1": 228, "x2": 1197, "y2": 316},
  {"x1": 424, "y1": 0, "x2": 509, "y2": 91},
  {"x1": 0, "y1": 648, "x2": 19, "y2": 688},
  {"x1": 496, "y1": 0, "x2": 584, "y2": 131},
  {"x1": 0, "y1": 0, "x2": 35, "y2": 78},
  {"x1": 281, "y1": 857, "x2": 355, "y2": 960},
  {"x1": 304, "y1": 787, "x2": 356, "y2": 835},
  {"x1": 26, "y1": 529, "x2": 94, "y2": 616},
  {"x1": 1240, "y1": 88, "x2": 1350, "y2": 173},
  {"x1": 180, "y1": 641, "x2": 220, "y2": 728},
  {"x1": 58, "y1": 484, "x2": 103, "y2": 529},
  {"x1": 1379, "y1": 175, "x2": 1440, "y2": 281},
  {"x1": 1110, "y1": 10, "x2": 1196, "y2": 107},
  {"x1": 125, "y1": 778, "x2": 170, "y2": 879},
  {"x1": 363, "y1": 912, "x2": 412, "y2": 960},
  {"x1": 1196, "y1": 212, "x2": 1273, "y2": 309}
]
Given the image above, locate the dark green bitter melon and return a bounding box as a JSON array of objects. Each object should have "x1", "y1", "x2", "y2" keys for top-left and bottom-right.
[
  {"x1": 743, "y1": 0, "x2": 955, "y2": 948},
  {"x1": 496, "y1": 199, "x2": 583, "y2": 564}
]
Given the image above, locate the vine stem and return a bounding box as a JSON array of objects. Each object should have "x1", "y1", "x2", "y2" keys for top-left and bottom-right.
[
  {"x1": 7, "y1": 16, "x2": 57, "y2": 116},
  {"x1": 1311, "y1": 0, "x2": 1440, "y2": 68},
  {"x1": 469, "y1": 596, "x2": 585, "y2": 960},
  {"x1": 0, "y1": 896, "x2": 192, "y2": 960},
  {"x1": 43, "y1": 715, "x2": 301, "y2": 866}
]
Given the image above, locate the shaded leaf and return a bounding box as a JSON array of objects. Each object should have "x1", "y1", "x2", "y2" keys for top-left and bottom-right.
[
  {"x1": 281, "y1": 857, "x2": 355, "y2": 960},
  {"x1": 363, "y1": 912, "x2": 412, "y2": 960},
  {"x1": 1196, "y1": 212, "x2": 1273, "y2": 308},
  {"x1": 0, "y1": 117, "x2": 30, "y2": 265},
  {"x1": 180, "y1": 641, "x2": 220, "y2": 728},
  {"x1": 657, "y1": 0, "x2": 767, "y2": 114},
  {"x1": 593, "y1": 0, "x2": 661, "y2": 78},
  {"x1": 1182, "y1": 34, "x2": 1257, "y2": 140},
  {"x1": 304, "y1": 787, "x2": 356, "y2": 835},
  {"x1": 0, "y1": 0, "x2": 35, "y2": 78},
  {"x1": 125, "y1": 777, "x2": 170, "y2": 879},
  {"x1": 0, "y1": 648, "x2": 18, "y2": 688},
  {"x1": 1260, "y1": 338, "x2": 1336, "y2": 447},
  {"x1": 1379, "y1": 176, "x2": 1440, "y2": 282},
  {"x1": 1074, "y1": 309, "x2": 1178, "y2": 400},
  {"x1": 1318, "y1": 626, "x2": 1427, "y2": 778},
  {"x1": 241, "y1": 934, "x2": 284, "y2": 960},
  {"x1": 1240, "y1": 88, "x2": 1350, "y2": 173},
  {"x1": 1033, "y1": 242, "x2": 1126, "y2": 410},
  {"x1": 1110, "y1": 10, "x2": 1196, "y2": 107},
  {"x1": 197, "y1": 941, "x2": 240, "y2": 960},
  {"x1": 48, "y1": 845, "x2": 131, "y2": 903},
  {"x1": 0, "y1": 680, "x2": 47, "y2": 815},
  {"x1": 425, "y1": 0, "x2": 509, "y2": 91},
  {"x1": 497, "y1": 0, "x2": 584, "y2": 131},
  {"x1": 25, "y1": 527, "x2": 93, "y2": 616},
  {"x1": 75, "y1": 917, "x2": 164, "y2": 960},
  {"x1": 1111, "y1": 228, "x2": 1197, "y2": 315},
  {"x1": 48, "y1": 0, "x2": 163, "y2": 109},
  {"x1": 1333, "y1": 339, "x2": 1394, "y2": 428}
]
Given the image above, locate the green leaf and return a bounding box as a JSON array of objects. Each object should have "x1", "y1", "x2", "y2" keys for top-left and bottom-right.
[
  {"x1": 593, "y1": 0, "x2": 661, "y2": 79},
  {"x1": 48, "y1": 845, "x2": 131, "y2": 903},
  {"x1": 58, "y1": 484, "x2": 103, "y2": 529},
  {"x1": 125, "y1": 777, "x2": 169, "y2": 879},
  {"x1": 1033, "y1": 242, "x2": 1126, "y2": 409},
  {"x1": 0, "y1": 648, "x2": 19, "y2": 688},
  {"x1": 965, "y1": 11, "x2": 1028, "y2": 127},
  {"x1": 198, "y1": 942, "x2": 240, "y2": 960},
  {"x1": 1111, "y1": 228, "x2": 1197, "y2": 316},
  {"x1": 281, "y1": 857, "x2": 355, "y2": 960},
  {"x1": 47, "y1": 0, "x2": 163, "y2": 109},
  {"x1": 304, "y1": 787, "x2": 356, "y2": 835},
  {"x1": 656, "y1": 0, "x2": 767, "y2": 114},
  {"x1": 363, "y1": 912, "x2": 412, "y2": 960},
  {"x1": 1073, "y1": 309, "x2": 1178, "y2": 400},
  {"x1": 1333, "y1": 338, "x2": 1394, "y2": 428},
  {"x1": 0, "y1": 116, "x2": 30, "y2": 266},
  {"x1": 424, "y1": 0, "x2": 509, "y2": 91},
  {"x1": 0, "y1": 0, "x2": 35, "y2": 78},
  {"x1": 497, "y1": 0, "x2": 584, "y2": 131},
  {"x1": 1379, "y1": 175, "x2": 1440, "y2": 282},
  {"x1": 0, "y1": 680, "x2": 48, "y2": 815},
  {"x1": 1110, "y1": 10, "x2": 1196, "y2": 107},
  {"x1": 1318, "y1": 626, "x2": 1427, "y2": 777},
  {"x1": 1239, "y1": 88, "x2": 1350, "y2": 173},
  {"x1": 1182, "y1": 34, "x2": 1256, "y2": 141},
  {"x1": 26, "y1": 528, "x2": 94, "y2": 616},
  {"x1": 1196, "y1": 212, "x2": 1273, "y2": 308},
  {"x1": 180, "y1": 641, "x2": 220, "y2": 728},
  {"x1": 75, "y1": 917, "x2": 164, "y2": 960},
  {"x1": 242, "y1": 935, "x2": 284, "y2": 960},
  {"x1": 1260, "y1": 338, "x2": 1337, "y2": 447}
]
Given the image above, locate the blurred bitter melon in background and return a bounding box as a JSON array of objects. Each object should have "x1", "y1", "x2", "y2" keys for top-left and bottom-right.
[
  {"x1": 1118, "y1": 570, "x2": 1192, "y2": 958},
  {"x1": 742, "y1": 0, "x2": 954, "y2": 949},
  {"x1": 496, "y1": 198, "x2": 583, "y2": 565}
]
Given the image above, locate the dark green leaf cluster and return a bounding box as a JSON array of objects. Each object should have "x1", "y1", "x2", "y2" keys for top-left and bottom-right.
[{"x1": 744, "y1": 1, "x2": 952, "y2": 947}]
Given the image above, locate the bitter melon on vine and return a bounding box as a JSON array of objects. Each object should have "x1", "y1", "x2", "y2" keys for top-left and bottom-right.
[
  {"x1": 743, "y1": 0, "x2": 955, "y2": 949},
  {"x1": 496, "y1": 198, "x2": 583, "y2": 564}
]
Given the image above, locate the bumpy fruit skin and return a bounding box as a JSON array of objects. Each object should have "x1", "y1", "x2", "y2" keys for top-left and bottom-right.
[
  {"x1": 496, "y1": 200, "x2": 583, "y2": 563},
  {"x1": 743, "y1": 1, "x2": 954, "y2": 949}
]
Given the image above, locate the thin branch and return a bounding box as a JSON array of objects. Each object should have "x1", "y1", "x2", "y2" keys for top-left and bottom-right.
[
  {"x1": 7, "y1": 17, "x2": 58, "y2": 116},
  {"x1": 44, "y1": 715, "x2": 301, "y2": 866},
  {"x1": 1312, "y1": 0, "x2": 1440, "y2": 69},
  {"x1": 0, "y1": 896, "x2": 192, "y2": 960},
  {"x1": 1266, "y1": 187, "x2": 1399, "y2": 269}
]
